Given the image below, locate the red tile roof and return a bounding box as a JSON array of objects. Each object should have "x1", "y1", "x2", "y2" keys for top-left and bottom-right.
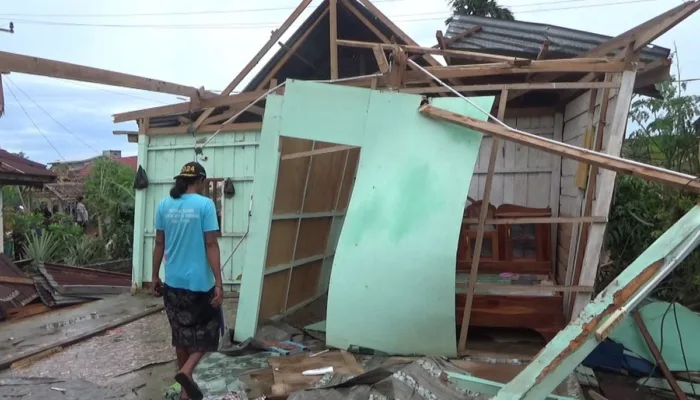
[{"x1": 77, "y1": 156, "x2": 138, "y2": 177}]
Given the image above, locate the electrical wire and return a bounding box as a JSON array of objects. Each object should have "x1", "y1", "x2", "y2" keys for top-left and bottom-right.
[
  {"x1": 56, "y1": 79, "x2": 173, "y2": 105},
  {"x1": 0, "y1": 0, "x2": 665, "y2": 30},
  {"x1": 3, "y1": 79, "x2": 66, "y2": 161},
  {"x1": 0, "y1": 0, "x2": 598, "y2": 18},
  {"x1": 5, "y1": 77, "x2": 101, "y2": 155}
]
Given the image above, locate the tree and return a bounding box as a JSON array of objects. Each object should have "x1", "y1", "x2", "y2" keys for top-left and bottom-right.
[
  {"x1": 84, "y1": 158, "x2": 135, "y2": 258},
  {"x1": 446, "y1": 0, "x2": 515, "y2": 24},
  {"x1": 602, "y1": 77, "x2": 700, "y2": 305}
]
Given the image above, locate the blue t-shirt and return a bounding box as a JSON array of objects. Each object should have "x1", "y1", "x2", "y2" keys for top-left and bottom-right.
[{"x1": 155, "y1": 193, "x2": 219, "y2": 292}]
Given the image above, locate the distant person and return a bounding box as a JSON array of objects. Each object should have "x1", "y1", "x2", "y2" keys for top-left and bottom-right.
[
  {"x1": 151, "y1": 162, "x2": 223, "y2": 400},
  {"x1": 76, "y1": 196, "x2": 89, "y2": 231},
  {"x1": 40, "y1": 203, "x2": 52, "y2": 227}
]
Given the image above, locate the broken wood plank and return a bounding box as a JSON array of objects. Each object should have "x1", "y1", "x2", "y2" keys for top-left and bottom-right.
[
  {"x1": 112, "y1": 89, "x2": 268, "y2": 123},
  {"x1": 112, "y1": 130, "x2": 138, "y2": 136},
  {"x1": 372, "y1": 45, "x2": 389, "y2": 74},
  {"x1": 337, "y1": 39, "x2": 528, "y2": 64},
  {"x1": 7, "y1": 303, "x2": 50, "y2": 320},
  {"x1": 418, "y1": 104, "x2": 700, "y2": 193},
  {"x1": 632, "y1": 309, "x2": 688, "y2": 400},
  {"x1": 10, "y1": 347, "x2": 62, "y2": 370},
  {"x1": 190, "y1": 0, "x2": 313, "y2": 131},
  {"x1": 0, "y1": 51, "x2": 209, "y2": 98}
]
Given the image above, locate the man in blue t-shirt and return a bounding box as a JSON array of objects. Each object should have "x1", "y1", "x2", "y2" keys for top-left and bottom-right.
[{"x1": 151, "y1": 161, "x2": 222, "y2": 400}]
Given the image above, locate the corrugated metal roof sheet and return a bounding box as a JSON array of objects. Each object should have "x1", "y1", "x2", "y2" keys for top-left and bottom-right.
[
  {"x1": 41, "y1": 263, "x2": 131, "y2": 288},
  {"x1": 445, "y1": 14, "x2": 670, "y2": 64},
  {"x1": 0, "y1": 148, "x2": 56, "y2": 186},
  {"x1": 0, "y1": 253, "x2": 38, "y2": 309}
]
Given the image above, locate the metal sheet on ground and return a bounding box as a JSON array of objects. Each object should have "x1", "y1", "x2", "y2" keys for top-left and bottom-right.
[{"x1": 0, "y1": 293, "x2": 163, "y2": 369}]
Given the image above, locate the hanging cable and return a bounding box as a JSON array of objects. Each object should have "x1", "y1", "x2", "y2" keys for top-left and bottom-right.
[{"x1": 405, "y1": 58, "x2": 700, "y2": 189}]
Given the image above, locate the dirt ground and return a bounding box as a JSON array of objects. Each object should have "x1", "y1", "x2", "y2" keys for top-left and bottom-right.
[{"x1": 0, "y1": 297, "x2": 239, "y2": 399}]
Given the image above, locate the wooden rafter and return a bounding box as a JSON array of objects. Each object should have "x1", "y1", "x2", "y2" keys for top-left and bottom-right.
[
  {"x1": 398, "y1": 81, "x2": 618, "y2": 94},
  {"x1": 511, "y1": 1, "x2": 700, "y2": 100},
  {"x1": 372, "y1": 46, "x2": 389, "y2": 74},
  {"x1": 329, "y1": 0, "x2": 339, "y2": 80},
  {"x1": 337, "y1": 39, "x2": 529, "y2": 64},
  {"x1": 0, "y1": 51, "x2": 210, "y2": 98},
  {"x1": 112, "y1": 89, "x2": 268, "y2": 123},
  {"x1": 402, "y1": 59, "x2": 625, "y2": 82},
  {"x1": 408, "y1": 25, "x2": 483, "y2": 62},
  {"x1": 419, "y1": 104, "x2": 700, "y2": 193},
  {"x1": 145, "y1": 122, "x2": 262, "y2": 136},
  {"x1": 189, "y1": 0, "x2": 313, "y2": 132}
]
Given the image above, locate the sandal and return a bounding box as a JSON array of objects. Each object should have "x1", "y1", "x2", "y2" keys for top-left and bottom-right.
[{"x1": 175, "y1": 372, "x2": 203, "y2": 400}]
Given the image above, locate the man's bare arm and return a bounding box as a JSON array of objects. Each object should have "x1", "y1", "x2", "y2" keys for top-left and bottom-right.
[
  {"x1": 205, "y1": 231, "x2": 222, "y2": 288},
  {"x1": 152, "y1": 230, "x2": 165, "y2": 281}
]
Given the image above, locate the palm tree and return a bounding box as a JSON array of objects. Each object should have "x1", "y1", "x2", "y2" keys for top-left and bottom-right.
[{"x1": 446, "y1": 0, "x2": 515, "y2": 24}]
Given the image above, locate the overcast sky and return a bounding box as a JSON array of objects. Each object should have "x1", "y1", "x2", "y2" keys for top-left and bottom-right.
[{"x1": 0, "y1": 0, "x2": 698, "y2": 164}]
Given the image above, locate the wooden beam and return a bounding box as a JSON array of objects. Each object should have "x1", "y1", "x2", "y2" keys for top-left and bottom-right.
[
  {"x1": 456, "y1": 283, "x2": 595, "y2": 294},
  {"x1": 256, "y1": 9, "x2": 329, "y2": 91},
  {"x1": 281, "y1": 145, "x2": 355, "y2": 160},
  {"x1": 436, "y1": 30, "x2": 450, "y2": 64},
  {"x1": 462, "y1": 216, "x2": 606, "y2": 225},
  {"x1": 337, "y1": 39, "x2": 528, "y2": 64},
  {"x1": 112, "y1": 89, "x2": 268, "y2": 123},
  {"x1": 188, "y1": 0, "x2": 312, "y2": 132},
  {"x1": 0, "y1": 275, "x2": 34, "y2": 285},
  {"x1": 146, "y1": 122, "x2": 262, "y2": 136},
  {"x1": 356, "y1": 0, "x2": 443, "y2": 67},
  {"x1": 402, "y1": 59, "x2": 625, "y2": 82},
  {"x1": 418, "y1": 103, "x2": 700, "y2": 193},
  {"x1": 372, "y1": 46, "x2": 389, "y2": 74},
  {"x1": 0, "y1": 51, "x2": 209, "y2": 97},
  {"x1": 569, "y1": 75, "x2": 613, "y2": 318},
  {"x1": 458, "y1": 90, "x2": 508, "y2": 353},
  {"x1": 632, "y1": 309, "x2": 688, "y2": 400},
  {"x1": 399, "y1": 81, "x2": 618, "y2": 94},
  {"x1": 112, "y1": 130, "x2": 137, "y2": 136},
  {"x1": 329, "y1": 0, "x2": 339, "y2": 80},
  {"x1": 570, "y1": 69, "x2": 638, "y2": 318},
  {"x1": 511, "y1": 2, "x2": 699, "y2": 101},
  {"x1": 444, "y1": 25, "x2": 483, "y2": 46}
]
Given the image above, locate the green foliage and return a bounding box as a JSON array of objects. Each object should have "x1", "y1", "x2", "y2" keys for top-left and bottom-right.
[
  {"x1": 23, "y1": 230, "x2": 62, "y2": 271},
  {"x1": 602, "y1": 78, "x2": 700, "y2": 304},
  {"x1": 65, "y1": 236, "x2": 108, "y2": 267},
  {"x1": 84, "y1": 157, "x2": 135, "y2": 261},
  {"x1": 446, "y1": 0, "x2": 515, "y2": 24}
]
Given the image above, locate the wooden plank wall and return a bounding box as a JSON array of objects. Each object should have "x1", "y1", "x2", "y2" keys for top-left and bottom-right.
[
  {"x1": 258, "y1": 137, "x2": 360, "y2": 320},
  {"x1": 468, "y1": 116, "x2": 557, "y2": 208},
  {"x1": 557, "y1": 88, "x2": 619, "y2": 286}
]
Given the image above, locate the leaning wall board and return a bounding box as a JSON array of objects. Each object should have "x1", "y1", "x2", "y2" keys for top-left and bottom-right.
[{"x1": 235, "y1": 80, "x2": 493, "y2": 355}]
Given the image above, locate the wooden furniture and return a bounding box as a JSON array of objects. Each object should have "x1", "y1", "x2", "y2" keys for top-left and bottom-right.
[{"x1": 455, "y1": 201, "x2": 564, "y2": 341}]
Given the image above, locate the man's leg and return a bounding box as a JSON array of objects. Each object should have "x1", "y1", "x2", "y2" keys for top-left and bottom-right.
[
  {"x1": 180, "y1": 351, "x2": 205, "y2": 378},
  {"x1": 175, "y1": 347, "x2": 189, "y2": 369}
]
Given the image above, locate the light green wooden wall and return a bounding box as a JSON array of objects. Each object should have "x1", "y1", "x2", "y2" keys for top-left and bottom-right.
[{"x1": 131, "y1": 130, "x2": 261, "y2": 288}]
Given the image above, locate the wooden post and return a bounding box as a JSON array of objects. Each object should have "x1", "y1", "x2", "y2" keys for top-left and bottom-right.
[
  {"x1": 131, "y1": 117, "x2": 149, "y2": 290},
  {"x1": 632, "y1": 309, "x2": 688, "y2": 400},
  {"x1": 329, "y1": 0, "x2": 339, "y2": 80},
  {"x1": 570, "y1": 68, "x2": 637, "y2": 319},
  {"x1": 567, "y1": 75, "x2": 613, "y2": 318},
  {"x1": 457, "y1": 90, "x2": 508, "y2": 353}
]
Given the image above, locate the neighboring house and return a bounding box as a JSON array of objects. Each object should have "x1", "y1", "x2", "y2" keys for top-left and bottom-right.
[
  {"x1": 0, "y1": 148, "x2": 57, "y2": 253},
  {"x1": 48, "y1": 150, "x2": 123, "y2": 174},
  {"x1": 32, "y1": 182, "x2": 84, "y2": 215}
]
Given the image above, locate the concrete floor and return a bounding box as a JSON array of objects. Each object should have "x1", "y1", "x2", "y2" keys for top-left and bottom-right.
[{"x1": 0, "y1": 296, "x2": 239, "y2": 399}]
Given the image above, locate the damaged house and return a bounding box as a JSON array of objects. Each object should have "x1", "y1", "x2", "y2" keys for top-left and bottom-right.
[{"x1": 0, "y1": 0, "x2": 699, "y2": 397}]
